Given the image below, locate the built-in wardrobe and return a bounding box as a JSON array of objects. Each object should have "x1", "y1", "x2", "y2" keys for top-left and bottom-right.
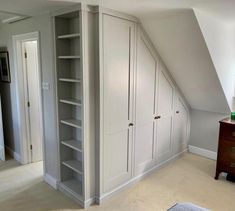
[{"x1": 52, "y1": 4, "x2": 190, "y2": 208}]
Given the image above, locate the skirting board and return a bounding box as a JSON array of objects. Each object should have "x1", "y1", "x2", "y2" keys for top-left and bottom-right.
[
  {"x1": 188, "y1": 145, "x2": 217, "y2": 160},
  {"x1": 97, "y1": 149, "x2": 187, "y2": 204},
  {"x1": 44, "y1": 174, "x2": 58, "y2": 190},
  {"x1": 5, "y1": 145, "x2": 21, "y2": 162},
  {"x1": 58, "y1": 182, "x2": 96, "y2": 208}
]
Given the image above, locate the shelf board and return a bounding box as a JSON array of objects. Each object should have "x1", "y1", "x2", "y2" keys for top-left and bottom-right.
[
  {"x1": 61, "y1": 179, "x2": 82, "y2": 196},
  {"x1": 58, "y1": 56, "x2": 80, "y2": 59},
  {"x1": 58, "y1": 33, "x2": 80, "y2": 39},
  {"x1": 59, "y1": 78, "x2": 81, "y2": 83},
  {"x1": 60, "y1": 98, "x2": 82, "y2": 106},
  {"x1": 60, "y1": 119, "x2": 82, "y2": 129},
  {"x1": 61, "y1": 140, "x2": 82, "y2": 152},
  {"x1": 62, "y1": 160, "x2": 83, "y2": 175}
]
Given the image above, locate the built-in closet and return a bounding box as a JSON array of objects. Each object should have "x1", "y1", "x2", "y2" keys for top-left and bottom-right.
[{"x1": 52, "y1": 4, "x2": 190, "y2": 208}]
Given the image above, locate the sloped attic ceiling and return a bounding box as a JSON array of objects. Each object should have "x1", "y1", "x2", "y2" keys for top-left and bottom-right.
[{"x1": 140, "y1": 9, "x2": 230, "y2": 113}]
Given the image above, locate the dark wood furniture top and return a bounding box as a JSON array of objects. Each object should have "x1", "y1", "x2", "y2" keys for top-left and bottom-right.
[{"x1": 215, "y1": 118, "x2": 235, "y2": 180}]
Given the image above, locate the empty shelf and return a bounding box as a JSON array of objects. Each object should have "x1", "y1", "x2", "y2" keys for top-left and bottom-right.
[
  {"x1": 59, "y1": 78, "x2": 81, "y2": 83},
  {"x1": 62, "y1": 160, "x2": 83, "y2": 174},
  {"x1": 60, "y1": 119, "x2": 82, "y2": 129},
  {"x1": 61, "y1": 179, "x2": 82, "y2": 196},
  {"x1": 61, "y1": 140, "x2": 82, "y2": 152},
  {"x1": 60, "y1": 98, "x2": 82, "y2": 106},
  {"x1": 58, "y1": 56, "x2": 80, "y2": 59},
  {"x1": 58, "y1": 33, "x2": 80, "y2": 39}
]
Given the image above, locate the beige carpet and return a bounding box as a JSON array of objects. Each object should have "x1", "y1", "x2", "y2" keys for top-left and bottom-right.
[{"x1": 0, "y1": 153, "x2": 234, "y2": 211}]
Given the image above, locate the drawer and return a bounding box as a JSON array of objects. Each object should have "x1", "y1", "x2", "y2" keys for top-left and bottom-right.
[
  {"x1": 218, "y1": 140, "x2": 235, "y2": 161},
  {"x1": 218, "y1": 161, "x2": 235, "y2": 174},
  {"x1": 219, "y1": 124, "x2": 235, "y2": 141}
]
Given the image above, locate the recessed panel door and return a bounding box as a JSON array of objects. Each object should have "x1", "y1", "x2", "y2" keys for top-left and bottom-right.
[
  {"x1": 23, "y1": 41, "x2": 43, "y2": 163},
  {"x1": 102, "y1": 14, "x2": 135, "y2": 192},
  {"x1": 135, "y1": 34, "x2": 157, "y2": 176},
  {"x1": 156, "y1": 70, "x2": 174, "y2": 163},
  {"x1": 173, "y1": 96, "x2": 188, "y2": 154}
]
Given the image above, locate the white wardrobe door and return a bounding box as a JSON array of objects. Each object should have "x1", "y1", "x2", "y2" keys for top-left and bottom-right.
[
  {"x1": 156, "y1": 70, "x2": 174, "y2": 162},
  {"x1": 135, "y1": 36, "x2": 157, "y2": 175},
  {"x1": 102, "y1": 14, "x2": 135, "y2": 192},
  {"x1": 173, "y1": 96, "x2": 188, "y2": 154}
]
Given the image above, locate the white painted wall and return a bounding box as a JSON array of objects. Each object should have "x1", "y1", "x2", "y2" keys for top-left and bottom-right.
[
  {"x1": 0, "y1": 14, "x2": 58, "y2": 179},
  {"x1": 194, "y1": 9, "x2": 235, "y2": 111},
  {"x1": 189, "y1": 109, "x2": 227, "y2": 152},
  {"x1": 140, "y1": 9, "x2": 230, "y2": 114}
]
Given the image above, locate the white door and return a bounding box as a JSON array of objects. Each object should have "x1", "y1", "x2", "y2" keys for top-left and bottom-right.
[
  {"x1": 102, "y1": 15, "x2": 135, "y2": 192},
  {"x1": 135, "y1": 32, "x2": 157, "y2": 175},
  {"x1": 173, "y1": 96, "x2": 188, "y2": 154},
  {"x1": 0, "y1": 96, "x2": 5, "y2": 161},
  {"x1": 23, "y1": 41, "x2": 43, "y2": 163},
  {"x1": 156, "y1": 69, "x2": 174, "y2": 163}
]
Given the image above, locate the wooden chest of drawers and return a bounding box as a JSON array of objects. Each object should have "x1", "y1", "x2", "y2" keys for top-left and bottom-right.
[{"x1": 215, "y1": 118, "x2": 235, "y2": 180}]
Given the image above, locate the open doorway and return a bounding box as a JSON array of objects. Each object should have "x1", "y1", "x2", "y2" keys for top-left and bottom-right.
[{"x1": 12, "y1": 32, "x2": 44, "y2": 166}]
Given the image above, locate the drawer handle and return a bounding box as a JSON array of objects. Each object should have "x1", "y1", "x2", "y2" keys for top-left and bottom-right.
[{"x1": 230, "y1": 163, "x2": 235, "y2": 168}]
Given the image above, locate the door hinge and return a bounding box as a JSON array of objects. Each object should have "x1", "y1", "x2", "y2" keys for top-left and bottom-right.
[
  {"x1": 30, "y1": 145, "x2": 32, "y2": 150},
  {"x1": 27, "y1": 101, "x2": 30, "y2": 107},
  {"x1": 24, "y1": 52, "x2": 27, "y2": 59}
]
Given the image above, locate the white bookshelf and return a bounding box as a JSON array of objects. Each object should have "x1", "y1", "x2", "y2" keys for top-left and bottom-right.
[
  {"x1": 54, "y1": 9, "x2": 84, "y2": 199},
  {"x1": 53, "y1": 4, "x2": 96, "y2": 208}
]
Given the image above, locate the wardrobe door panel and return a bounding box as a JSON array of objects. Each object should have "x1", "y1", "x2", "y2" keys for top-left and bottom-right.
[
  {"x1": 104, "y1": 129, "x2": 131, "y2": 190},
  {"x1": 135, "y1": 34, "x2": 157, "y2": 175},
  {"x1": 102, "y1": 14, "x2": 135, "y2": 192},
  {"x1": 135, "y1": 123, "x2": 155, "y2": 166},
  {"x1": 156, "y1": 70, "x2": 174, "y2": 163},
  {"x1": 173, "y1": 96, "x2": 188, "y2": 154}
]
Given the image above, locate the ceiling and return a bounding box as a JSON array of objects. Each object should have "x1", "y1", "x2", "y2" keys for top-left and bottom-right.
[{"x1": 0, "y1": 0, "x2": 235, "y2": 22}]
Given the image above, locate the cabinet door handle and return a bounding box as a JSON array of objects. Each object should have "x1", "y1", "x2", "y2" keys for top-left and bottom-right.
[
  {"x1": 176, "y1": 111, "x2": 179, "y2": 114},
  {"x1": 154, "y1": 116, "x2": 161, "y2": 120},
  {"x1": 230, "y1": 163, "x2": 235, "y2": 168},
  {"x1": 129, "y1": 123, "x2": 134, "y2": 127},
  {"x1": 232, "y1": 132, "x2": 235, "y2": 137},
  {"x1": 231, "y1": 147, "x2": 235, "y2": 153}
]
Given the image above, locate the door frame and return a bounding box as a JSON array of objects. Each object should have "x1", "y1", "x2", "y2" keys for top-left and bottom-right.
[{"x1": 12, "y1": 32, "x2": 45, "y2": 168}]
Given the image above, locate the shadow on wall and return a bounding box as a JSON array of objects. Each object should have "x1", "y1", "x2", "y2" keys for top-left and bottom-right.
[{"x1": 0, "y1": 46, "x2": 15, "y2": 152}]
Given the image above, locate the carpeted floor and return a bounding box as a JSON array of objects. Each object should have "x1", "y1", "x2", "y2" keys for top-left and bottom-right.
[{"x1": 0, "y1": 153, "x2": 234, "y2": 211}]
